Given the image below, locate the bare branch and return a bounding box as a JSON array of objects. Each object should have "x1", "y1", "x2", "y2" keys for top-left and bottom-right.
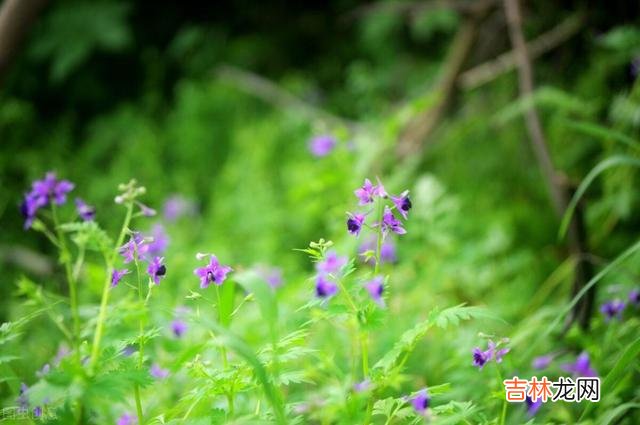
[
  {"x1": 215, "y1": 64, "x2": 362, "y2": 131},
  {"x1": 459, "y1": 13, "x2": 583, "y2": 90},
  {"x1": 0, "y1": 0, "x2": 48, "y2": 85}
]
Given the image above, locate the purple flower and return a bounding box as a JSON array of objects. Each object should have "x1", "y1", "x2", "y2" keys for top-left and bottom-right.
[
  {"x1": 410, "y1": 388, "x2": 430, "y2": 415},
  {"x1": 36, "y1": 363, "x2": 50, "y2": 378},
  {"x1": 472, "y1": 347, "x2": 491, "y2": 369},
  {"x1": 194, "y1": 254, "x2": 232, "y2": 288},
  {"x1": 488, "y1": 340, "x2": 510, "y2": 363},
  {"x1": 364, "y1": 276, "x2": 384, "y2": 306},
  {"x1": 75, "y1": 198, "x2": 95, "y2": 221},
  {"x1": 532, "y1": 354, "x2": 553, "y2": 370},
  {"x1": 163, "y1": 195, "x2": 194, "y2": 221},
  {"x1": 600, "y1": 299, "x2": 626, "y2": 321},
  {"x1": 562, "y1": 352, "x2": 597, "y2": 377},
  {"x1": 391, "y1": 190, "x2": 412, "y2": 219},
  {"x1": 111, "y1": 269, "x2": 130, "y2": 287},
  {"x1": 171, "y1": 320, "x2": 188, "y2": 338},
  {"x1": 316, "y1": 250, "x2": 347, "y2": 275},
  {"x1": 17, "y1": 383, "x2": 28, "y2": 411},
  {"x1": 136, "y1": 202, "x2": 156, "y2": 217},
  {"x1": 122, "y1": 345, "x2": 137, "y2": 357},
  {"x1": 119, "y1": 233, "x2": 149, "y2": 263},
  {"x1": 20, "y1": 172, "x2": 75, "y2": 229},
  {"x1": 353, "y1": 379, "x2": 371, "y2": 392},
  {"x1": 150, "y1": 363, "x2": 169, "y2": 379},
  {"x1": 315, "y1": 275, "x2": 338, "y2": 298},
  {"x1": 630, "y1": 289, "x2": 640, "y2": 306},
  {"x1": 346, "y1": 213, "x2": 366, "y2": 236},
  {"x1": 147, "y1": 224, "x2": 169, "y2": 256},
  {"x1": 525, "y1": 396, "x2": 542, "y2": 416},
  {"x1": 117, "y1": 413, "x2": 137, "y2": 425},
  {"x1": 147, "y1": 256, "x2": 167, "y2": 285},
  {"x1": 358, "y1": 237, "x2": 397, "y2": 266},
  {"x1": 354, "y1": 178, "x2": 385, "y2": 205},
  {"x1": 33, "y1": 406, "x2": 42, "y2": 418},
  {"x1": 308, "y1": 135, "x2": 336, "y2": 157},
  {"x1": 257, "y1": 266, "x2": 283, "y2": 289},
  {"x1": 378, "y1": 206, "x2": 406, "y2": 236}
]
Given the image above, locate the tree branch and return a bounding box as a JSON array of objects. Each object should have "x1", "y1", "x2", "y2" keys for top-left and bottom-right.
[
  {"x1": 459, "y1": 13, "x2": 583, "y2": 90},
  {"x1": 0, "y1": 0, "x2": 48, "y2": 85},
  {"x1": 503, "y1": 0, "x2": 593, "y2": 330}
]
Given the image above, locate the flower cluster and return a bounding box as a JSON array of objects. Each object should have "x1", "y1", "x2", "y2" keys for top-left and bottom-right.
[
  {"x1": 472, "y1": 339, "x2": 510, "y2": 369},
  {"x1": 112, "y1": 232, "x2": 167, "y2": 287},
  {"x1": 600, "y1": 288, "x2": 639, "y2": 321},
  {"x1": 314, "y1": 250, "x2": 346, "y2": 299},
  {"x1": 194, "y1": 253, "x2": 232, "y2": 288},
  {"x1": 347, "y1": 178, "x2": 411, "y2": 238},
  {"x1": 20, "y1": 171, "x2": 74, "y2": 229}
]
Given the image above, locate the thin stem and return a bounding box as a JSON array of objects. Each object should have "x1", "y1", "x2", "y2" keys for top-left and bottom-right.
[
  {"x1": 88, "y1": 202, "x2": 134, "y2": 371},
  {"x1": 133, "y1": 255, "x2": 145, "y2": 425},
  {"x1": 495, "y1": 363, "x2": 507, "y2": 425},
  {"x1": 51, "y1": 203, "x2": 81, "y2": 360},
  {"x1": 134, "y1": 385, "x2": 143, "y2": 424},
  {"x1": 215, "y1": 284, "x2": 234, "y2": 416}
]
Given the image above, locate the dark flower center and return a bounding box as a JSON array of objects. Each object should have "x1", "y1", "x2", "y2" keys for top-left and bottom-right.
[
  {"x1": 421, "y1": 397, "x2": 429, "y2": 409},
  {"x1": 207, "y1": 270, "x2": 216, "y2": 283},
  {"x1": 401, "y1": 197, "x2": 412, "y2": 211},
  {"x1": 316, "y1": 284, "x2": 328, "y2": 297},
  {"x1": 347, "y1": 218, "x2": 360, "y2": 232},
  {"x1": 375, "y1": 284, "x2": 384, "y2": 296},
  {"x1": 156, "y1": 265, "x2": 166, "y2": 276}
]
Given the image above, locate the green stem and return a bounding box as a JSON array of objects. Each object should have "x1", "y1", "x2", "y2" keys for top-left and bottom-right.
[
  {"x1": 215, "y1": 284, "x2": 234, "y2": 416},
  {"x1": 88, "y1": 202, "x2": 134, "y2": 371},
  {"x1": 495, "y1": 363, "x2": 507, "y2": 425},
  {"x1": 51, "y1": 204, "x2": 81, "y2": 359},
  {"x1": 134, "y1": 385, "x2": 144, "y2": 424}
]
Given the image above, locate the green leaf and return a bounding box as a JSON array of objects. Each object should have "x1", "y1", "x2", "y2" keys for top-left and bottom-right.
[{"x1": 559, "y1": 155, "x2": 640, "y2": 239}]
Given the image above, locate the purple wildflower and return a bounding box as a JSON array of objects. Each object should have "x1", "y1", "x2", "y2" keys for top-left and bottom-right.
[
  {"x1": 111, "y1": 269, "x2": 130, "y2": 287},
  {"x1": 147, "y1": 224, "x2": 169, "y2": 256},
  {"x1": 410, "y1": 388, "x2": 430, "y2": 415},
  {"x1": 472, "y1": 347, "x2": 491, "y2": 369},
  {"x1": 488, "y1": 340, "x2": 510, "y2": 363},
  {"x1": 630, "y1": 289, "x2": 640, "y2": 306},
  {"x1": 562, "y1": 352, "x2": 597, "y2": 377},
  {"x1": 525, "y1": 396, "x2": 542, "y2": 416},
  {"x1": 17, "y1": 383, "x2": 28, "y2": 411},
  {"x1": 36, "y1": 363, "x2": 50, "y2": 378},
  {"x1": 33, "y1": 406, "x2": 42, "y2": 417},
  {"x1": 150, "y1": 363, "x2": 169, "y2": 379},
  {"x1": 354, "y1": 178, "x2": 385, "y2": 205},
  {"x1": 147, "y1": 256, "x2": 166, "y2": 285},
  {"x1": 364, "y1": 276, "x2": 384, "y2": 306},
  {"x1": 359, "y1": 237, "x2": 397, "y2": 266},
  {"x1": 163, "y1": 195, "x2": 193, "y2": 221},
  {"x1": 117, "y1": 413, "x2": 137, "y2": 425},
  {"x1": 136, "y1": 202, "x2": 156, "y2": 217},
  {"x1": 122, "y1": 345, "x2": 136, "y2": 357},
  {"x1": 75, "y1": 198, "x2": 95, "y2": 221},
  {"x1": 378, "y1": 206, "x2": 406, "y2": 236},
  {"x1": 353, "y1": 379, "x2": 371, "y2": 392},
  {"x1": 20, "y1": 172, "x2": 74, "y2": 229},
  {"x1": 532, "y1": 354, "x2": 554, "y2": 370},
  {"x1": 346, "y1": 213, "x2": 366, "y2": 236},
  {"x1": 194, "y1": 254, "x2": 232, "y2": 288},
  {"x1": 171, "y1": 320, "x2": 188, "y2": 338},
  {"x1": 257, "y1": 266, "x2": 283, "y2": 289},
  {"x1": 600, "y1": 299, "x2": 626, "y2": 321},
  {"x1": 309, "y1": 135, "x2": 336, "y2": 157},
  {"x1": 391, "y1": 190, "x2": 412, "y2": 219},
  {"x1": 119, "y1": 233, "x2": 149, "y2": 263},
  {"x1": 316, "y1": 250, "x2": 347, "y2": 275},
  {"x1": 315, "y1": 275, "x2": 338, "y2": 298}
]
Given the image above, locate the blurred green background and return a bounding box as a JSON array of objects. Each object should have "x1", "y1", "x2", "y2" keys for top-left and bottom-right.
[{"x1": 1, "y1": 0, "x2": 640, "y2": 422}]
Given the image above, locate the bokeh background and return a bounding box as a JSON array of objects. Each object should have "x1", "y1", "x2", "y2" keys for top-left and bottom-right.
[{"x1": 1, "y1": 0, "x2": 640, "y2": 422}]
